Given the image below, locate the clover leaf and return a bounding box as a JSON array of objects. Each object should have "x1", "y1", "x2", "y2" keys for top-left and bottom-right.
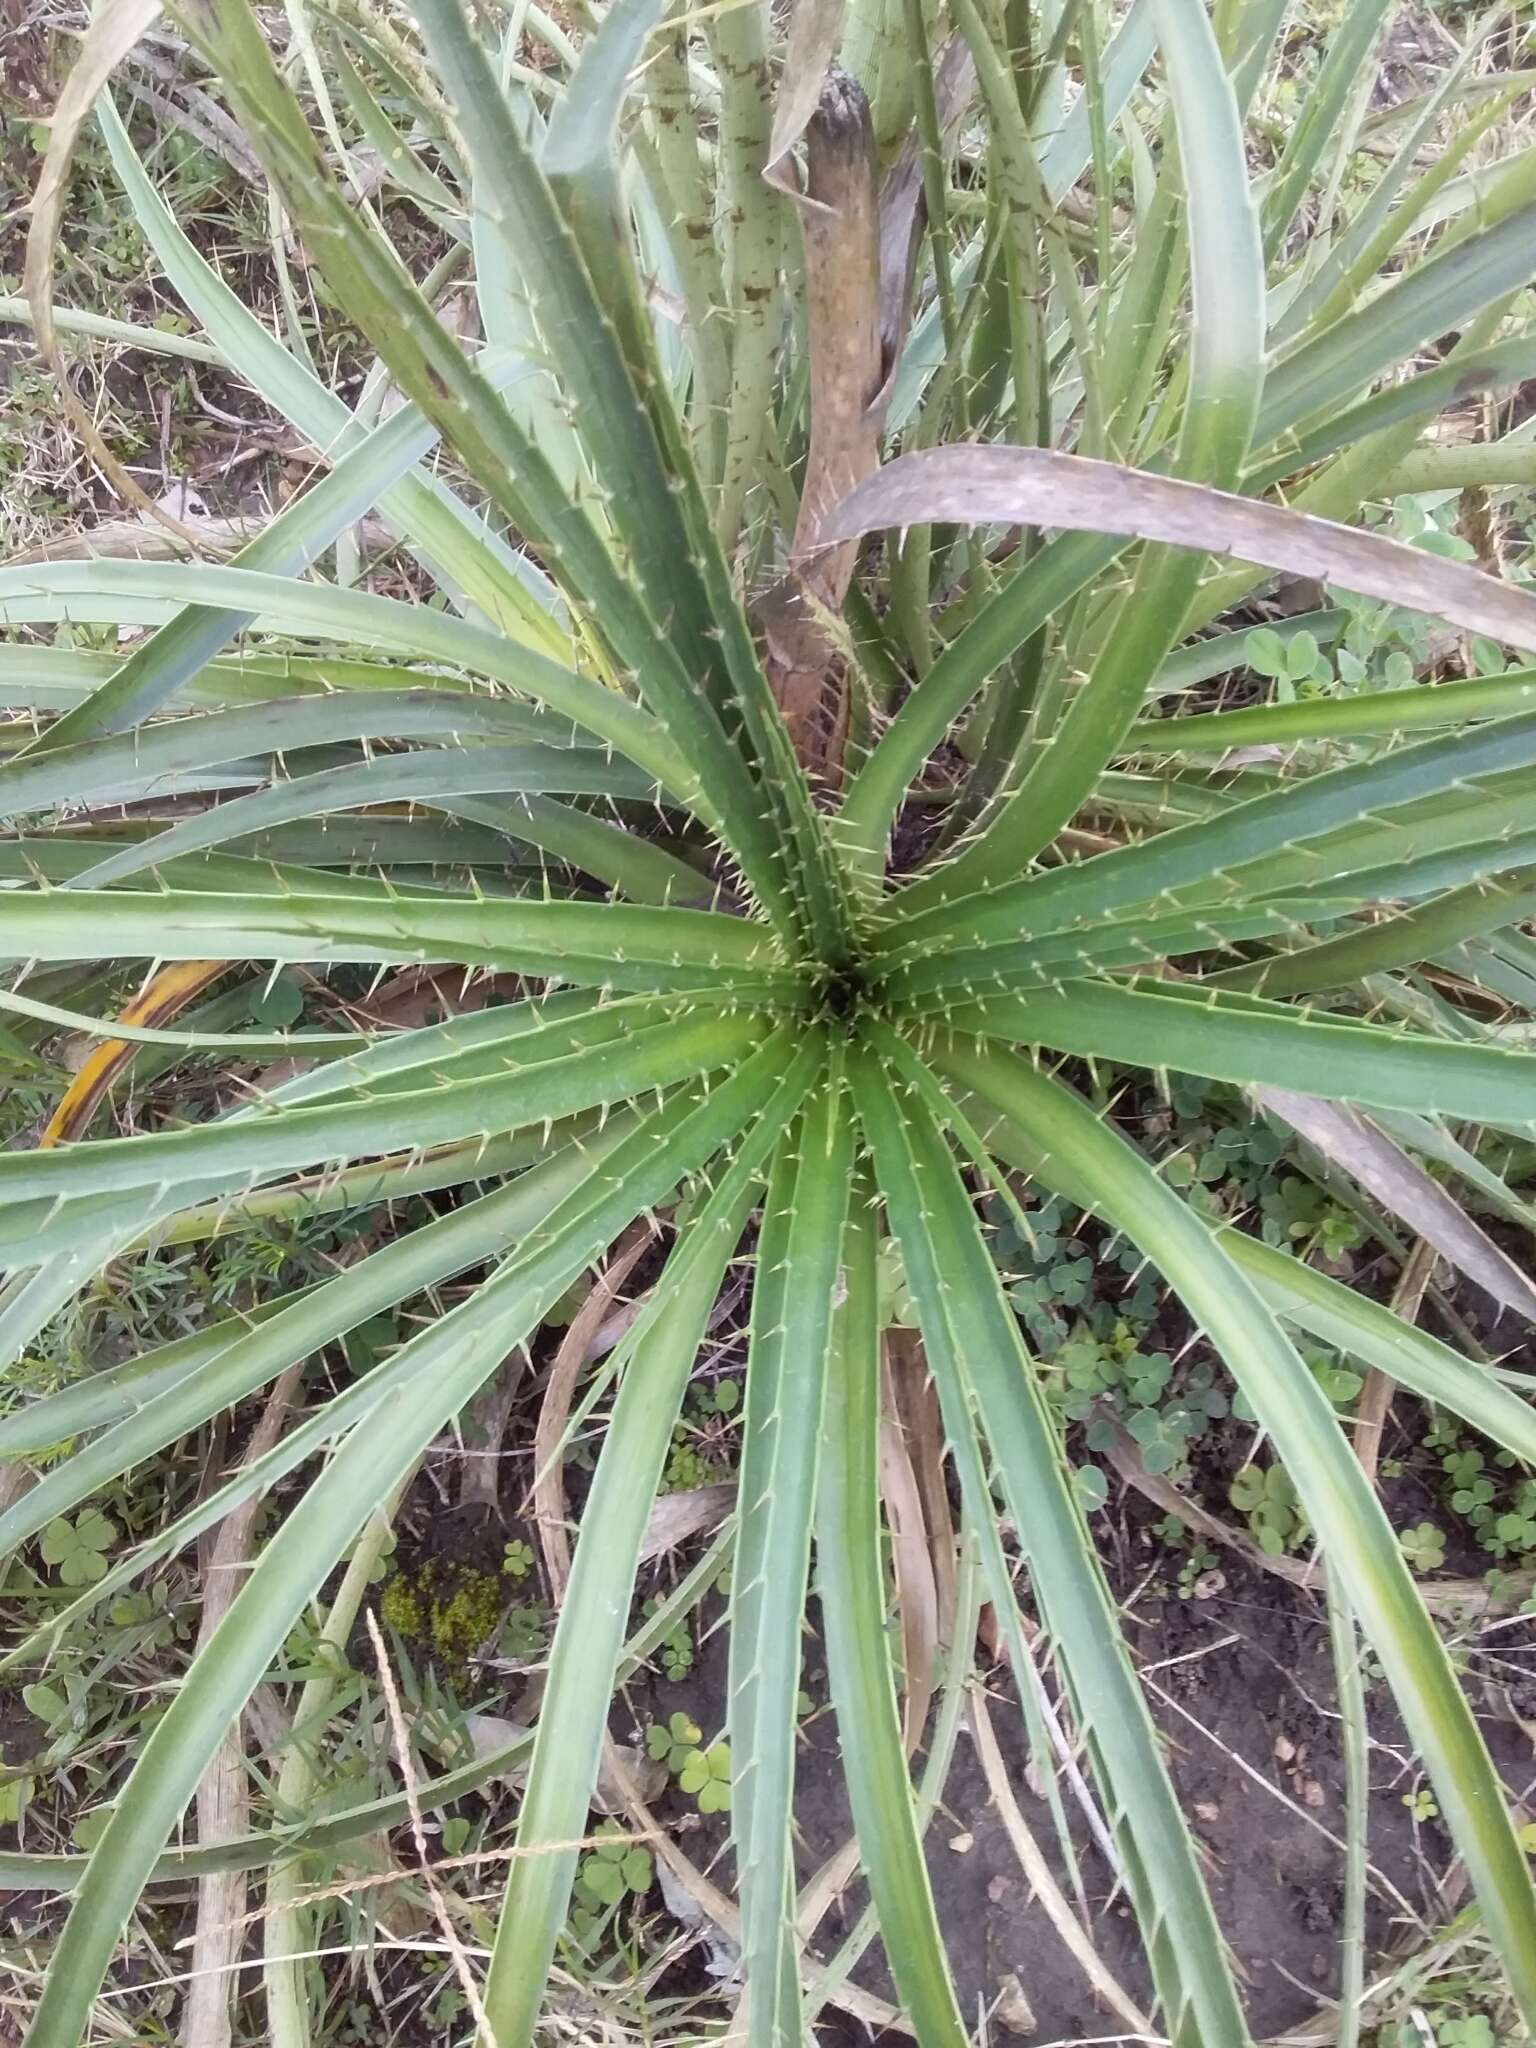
[
  {"x1": 645, "y1": 1710, "x2": 701, "y2": 1773},
  {"x1": 1400, "y1": 1522, "x2": 1446, "y2": 1575},
  {"x1": 40, "y1": 1511, "x2": 117, "y2": 1586},
  {"x1": 575, "y1": 1823, "x2": 653, "y2": 1907},
  {"x1": 678, "y1": 1741, "x2": 732, "y2": 1814}
]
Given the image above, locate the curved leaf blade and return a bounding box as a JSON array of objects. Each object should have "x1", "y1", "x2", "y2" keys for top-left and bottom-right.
[
  {"x1": 482, "y1": 1033, "x2": 828, "y2": 2045},
  {"x1": 849, "y1": 1033, "x2": 1252, "y2": 2047},
  {"x1": 928, "y1": 979, "x2": 1536, "y2": 1125},
  {"x1": 937, "y1": 1036, "x2": 1536, "y2": 2033},
  {"x1": 814, "y1": 1166, "x2": 968, "y2": 2047},
  {"x1": 729, "y1": 1060, "x2": 855, "y2": 2046}
]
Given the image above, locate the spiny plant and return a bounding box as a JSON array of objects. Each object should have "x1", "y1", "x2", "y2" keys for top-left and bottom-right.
[{"x1": 7, "y1": 0, "x2": 1536, "y2": 2042}]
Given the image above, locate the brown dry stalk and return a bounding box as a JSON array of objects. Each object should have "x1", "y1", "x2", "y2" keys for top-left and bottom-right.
[
  {"x1": 756, "y1": 68, "x2": 882, "y2": 783},
  {"x1": 180, "y1": 1830, "x2": 662, "y2": 1943},
  {"x1": 1354, "y1": 1236, "x2": 1440, "y2": 1490},
  {"x1": 41, "y1": 960, "x2": 228, "y2": 1149},
  {"x1": 789, "y1": 70, "x2": 884, "y2": 588},
  {"x1": 597, "y1": 1737, "x2": 912, "y2": 2039},
  {"x1": 1254, "y1": 1091, "x2": 1536, "y2": 1324},
  {"x1": 364, "y1": 1610, "x2": 494, "y2": 2044},
  {"x1": 185, "y1": 1364, "x2": 303, "y2": 2048},
  {"x1": 636, "y1": 1479, "x2": 734, "y2": 1564},
  {"x1": 530, "y1": 1224, "x2": 653, "y2": 1599},
  {"x1": 458, "y1": 1349, "x2": 531, "y2": 1516},
  {"x1": 4, "y1": 517, "x2": 253, "y2": 563},
  {"x1": 794, "y1": 1833, "x2": 863, "y2": 1943},
  {"x1": 763, "y1": 0, "x2": 849, "y2": 195},
  {"x1": 878, "y1": 1338, "x2": 940, "y2": 1753},
  {"x1": 887, "y1": 1328, "x2": 959, "y2": 1652},
  {"x1": 1102, "y1": 1408, "x2": 1533, "y2": 1615}
]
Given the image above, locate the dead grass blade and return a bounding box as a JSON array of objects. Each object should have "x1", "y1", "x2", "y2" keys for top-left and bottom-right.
[
  {"x1": 365, "y1": 1610, "x2": 493, "y2": 2041},
  {"x1": 6, "y1": 517, "x2": 251, "y2": 563},
  {"x1": 884, "y1": 1335, "x2": 946, "y2": 1753},
  {"x1": 1354, "y1": 1237, "x2": 1439, "y2": 1490},
  {"x1": 1255, "y1": 1088, "x2": 1536, "y2": 1324},
  {"x1": 1100, "y1": 1409, "x2": 1533, "y2": 1616},
  {"x1": 458, "y1": 1350, "x2": 531, "y2": 1518},
  {"x1": 184, "y1": 1829, "x2": 660, "y2": 1941},
  {"x1": 969, "y1": 1683, "x2": 1154, "y2": 2038},
  {"x1": 818, "y1": 446, "x2": 1536, "y2": 653},
  {"x1": 878, "y1": 1336, "x2": 940, "y2": 1752},
  {"x1": 1140, "y1": 1670, "x2": 1420, "y2": 1926},
  {"x1": 794, "y1": 1834, "x2": 862, "y2": 1947},
  {"x1": 599, "y1": 1739, "x2": 913, "y2": 2039},
  {"x1": 25, "y1": 0, "x2": 205, "y2": 547},
  {"x1": 1102, "y1": 1405, "x2": 1316, "y2": 1589},
  {"x1": 41, "y1": 959, "x2": 228, "y2": 1148},
  {"x1": 887, "y1": 1329, "x2": 958, "y2": 1648},
  {"x1": 637, "y1": 1481, "x2": 734, "y2": 1564},
  {"x1": 531, "y1": 1225, "x2": 653, "y2": 1600}
]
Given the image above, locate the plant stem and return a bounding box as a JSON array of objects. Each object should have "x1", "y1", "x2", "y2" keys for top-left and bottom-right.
[
  {"x1": 707, "y1": 0, "x2": 785, "y2": 554},
  {"x1": 1327, "y1": 1577, "x2": 1369, "y2": 2048},
  {"x1": 1378, "y1": 440, "x2": 1536, "y2": 496},
  {"x1": 264, "y1": 1497, "x2": 403, "y2": 2048}
]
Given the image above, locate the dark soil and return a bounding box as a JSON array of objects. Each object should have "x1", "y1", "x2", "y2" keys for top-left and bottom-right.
[{"x1": 596, "y1": 1477, "x2": 1536, "y2": 2045}]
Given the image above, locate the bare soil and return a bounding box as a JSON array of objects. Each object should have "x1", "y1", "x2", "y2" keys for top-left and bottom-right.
[{"x1": 579, "y1": 1501, "x2": 1535, "y2": 2045}]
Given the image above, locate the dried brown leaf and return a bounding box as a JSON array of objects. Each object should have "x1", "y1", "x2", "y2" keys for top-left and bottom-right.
[
  {"x1": 764, "y1": 0, "x2": 848, "y2": 197},
  {"x1": 818, "y1": 446, "x2": 1536, "y2": 653},
  {"x1": 875, "y1": 38, "x2": 974, "y2": 373},
  {"x1": 40, "y1": 959, "x2": 227, "y2": 1148},
  {"x1": 969, "y1": 1688, "x2": 1153, "y2": 2037},
  {"x1": 531, "y1": 1226, "x2": 652, "y2": 1600},
  {"x1": 878, "y1": 1343, "x2": 939, "y2": 1753},
  {"x1": 1256, "y1": 1088, "x2": 1536, "y2": 1324},
  {"x1": 888, "y1": 1329, "x2": 957, "y2": 1649},
  {"x1": 637, "y1": 1481, "x2": 734, "y2": 1563}
]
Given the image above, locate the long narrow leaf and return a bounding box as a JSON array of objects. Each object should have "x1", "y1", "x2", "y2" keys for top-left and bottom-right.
[
  {"x1": 482, "y1": 1033, "x2": 827, "y2": 2045},
  {"x1": 927, "y1": 980, "x2": 1536, "y2": 1124},
  {"x1": 814, "y1": 1166, "x2": 967, "y2": 2046},
  {"x1": 729, "y1": 1061, "x2": 854, "y2": 2046},
  {"x1": 1129, "y1": 667, "x2": 1536, "y2": 752},
  {"x1": 0, "y1": 1118, "x2": 639, "y2": 1555},
  {"x1": 17, "y1": 382, "x2": 488, "y2": 755},
  {"x1": 0, "y1": 1005, "x2": 769, "y2": 1204},
  {"x1": 0, "y1": 892, "x2": 795, "y2": 999},
  {"x1": 936, "y1": 1035, "x2": 1536, "y2": 2031},
  {"x1": 0, "y1": 567, "x2": 689, "y2": 801},
  {"x1": 7, "y1": 1051, "x2": 794, "y2": 1657},
  {"x1": 60, "y1": 747, "x2": 662, "y2": 892},
  {"x1": 868, "y1": 715, "x2": 1536, "y2": 955},
  {"x1": 161, "y1": 0, "x2": 803, "y2": 936},
  {"x1": 95, "y1": 93, "x2": 569, "y2": 658},
  {"x1": 849, "y1": 1032, "x2": 1251, "y2": 2045},
  {"x1": 958, "y1": 1083, "x2": 1536, "y2": 1477}
]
